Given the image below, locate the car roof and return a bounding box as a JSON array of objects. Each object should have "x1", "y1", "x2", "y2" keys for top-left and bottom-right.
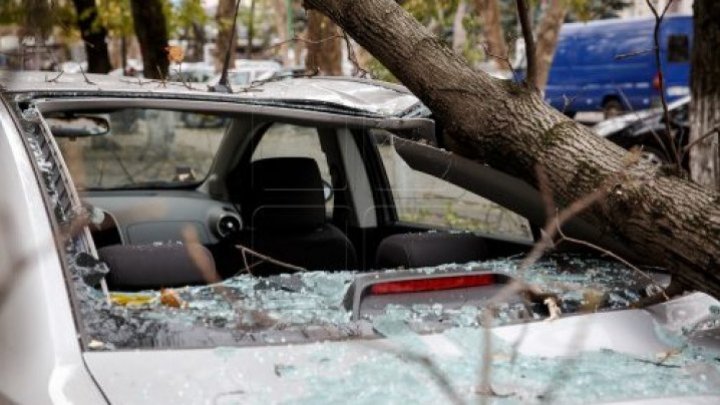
[{"x1": 0, "y1": 71, "x2": 426, "y2": 118}]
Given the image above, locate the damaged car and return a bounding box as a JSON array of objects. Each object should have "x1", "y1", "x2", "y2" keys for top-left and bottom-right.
[{"x1": 1, "y1": 72, "x2": 719, "y2": 404}]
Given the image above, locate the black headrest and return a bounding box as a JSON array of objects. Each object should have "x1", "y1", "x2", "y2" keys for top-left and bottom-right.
[
  {"x1": 375, "y1": 232, "x2": 488, "y2": 269},
  {"x1": 243, "y1": 157, "x2": 326, "y2": 230},
  {"x1": 99, "y1": 243, "x2": 216, "y2": 290}
]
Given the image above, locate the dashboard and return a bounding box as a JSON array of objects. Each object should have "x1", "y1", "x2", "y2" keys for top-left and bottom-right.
[{"x1": 83, "y1": 190, "x2": 242, "y2": 247}]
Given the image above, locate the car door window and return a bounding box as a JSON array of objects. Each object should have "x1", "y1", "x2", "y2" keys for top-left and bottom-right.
[
  {"x1": 374, "y1": 132, "x2": 532, "y2": 240},
  {"x1": 251, "y1": 123, "x2": 333, "y2": 216}
]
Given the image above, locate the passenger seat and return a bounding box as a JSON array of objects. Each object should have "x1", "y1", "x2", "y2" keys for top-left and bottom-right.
[{"x1": 375, "y1": 232, "x2": 487, "y2": 269}]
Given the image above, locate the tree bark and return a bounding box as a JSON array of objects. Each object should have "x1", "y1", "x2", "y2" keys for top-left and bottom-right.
[
  {"x1": 72, "y1": 0, "x2": 112, "y2": 73},
  {"x1": 129, "y1": 0, "x2": 169, "y2": 79},
  {"x1": 303, "y1": 0, "x2": 720, "y2": 298},
  {"x1": 305, "y1": 10, "x2": 342, "y2": 75},
  {"x1": 534, "y1": 0, "x2": 568, "y2": 91},
  {"x1": 689, "y1": 0, "x2": 720, "y2": 190},
  {"x1": 474, "y1": 0, "x2": 509, "y2": 70},
  {"x1": 215, "y1": 0, "x2": 237, "y2": 71}
]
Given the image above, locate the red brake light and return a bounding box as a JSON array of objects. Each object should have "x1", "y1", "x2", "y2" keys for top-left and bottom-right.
[{"x1": 369, "y1": 274, "x2": 496, "y2": 295}]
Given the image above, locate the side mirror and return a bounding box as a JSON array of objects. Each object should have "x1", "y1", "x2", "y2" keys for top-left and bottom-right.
[{"x1": 46, "y1": 115, "x2": 110, "y2": 138}]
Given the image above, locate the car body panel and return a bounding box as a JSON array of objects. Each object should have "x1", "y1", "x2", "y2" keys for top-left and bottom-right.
[
  {"x1": 0, "y1": 98, "x2": 106, "y2": 403},
  {"x1": 3, "y1": 72, "x2": 425, "y2": 118},
  {"x1": 83, "y1": 293, "x2": 720, "y2": 404}
]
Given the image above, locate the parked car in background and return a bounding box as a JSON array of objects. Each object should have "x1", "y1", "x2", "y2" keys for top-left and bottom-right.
[
  {"x1": 543, "y1": 15, "x2": 692, "y2": 118},
  {"x1": 207, "y1": 59, "x2": 282, "y2": 89},
  {"x1": 593, "y1": 96, "x2": 690, "y2": 166},
  {"x1": 1, "y1": 72, "x2": 719, "y2": 404}
]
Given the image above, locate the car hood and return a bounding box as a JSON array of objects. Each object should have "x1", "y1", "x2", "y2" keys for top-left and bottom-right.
[
  {"x1": 593, "y1": 110, "x2": 659, "y2": 137},
  {"x1": 593, "y1": 96, "x2": 691, "y2": 138},
  {"x1": 84, "y1": 293, "x2": 720, "y2": 404}
]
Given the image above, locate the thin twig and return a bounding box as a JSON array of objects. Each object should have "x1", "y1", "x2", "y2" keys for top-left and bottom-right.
[
  {"x1": 155, "y1": 66, "x2": 167, "y2": 88},
  {"x1": 479, "y1": 42, "x2": 519, "y2": 83},
  {"x1": 46, "y1": 70, "x2": 64, "y2": 83},
  {"x1": 360, "y1": 342, "x2": 467, "y2": 405},
  {"x1": 682, "y1": 125, "x2": 720, "y2": 157},
  {"x1": 234, "y1": 244, "x2": 306, "y2": 272},
  {"x1": 645, "y1": 0, "x2": 681, "y2": 172},
  {"x1": 615, "y1": 87, "x2": 674, "y2": 164},
  {"x1": 266, "y1": 34, "x2": 344, "y2": 50},
  {"x1": 555, "y1": 221, "x2": 669, "y2": 301},
  {"x1": 342, "y1": 30, "x2": 370, "y2": 78},
  {"x1": 77, "y1": 61, "x2": 95, "y2": 85}
]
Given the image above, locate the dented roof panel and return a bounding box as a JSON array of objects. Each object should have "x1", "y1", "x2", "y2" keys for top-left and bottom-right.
[{"x1": 1, "y1": 72, "x2": 427, "y2": 118}]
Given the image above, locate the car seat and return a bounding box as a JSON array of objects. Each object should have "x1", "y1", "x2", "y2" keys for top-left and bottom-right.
[{"x1": 237, "y1": 157, "x2": 357, "y2": 275}]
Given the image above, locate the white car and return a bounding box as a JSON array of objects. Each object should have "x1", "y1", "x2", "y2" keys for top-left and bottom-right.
[
  {"x1": 1, "y1": 72, "x2": 719, "y2": 404},
  {"x1": 207, "y1": 59, "x2": 283, "y2": 88}
]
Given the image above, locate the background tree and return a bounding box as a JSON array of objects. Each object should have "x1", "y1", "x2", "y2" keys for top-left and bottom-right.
[
  {"x1": 129, "y1": 0, "x2": 169, "y2": 79},
  {"x1": 566, "y1": 0, "x2": 630, "y2": 22},
  {"x1": 215, "y1": 0, "x2": 237, "y2": 71},
  {"x1": 689, "y1": 0, "x2": 720, "y2": 190},
  {"x1": 304, "y1": 10, "x2": 342, "y2": 75},
  {"x1": 268, "y1": 0, "x2": 291, "y2": 65},
  {"x1": 533, "y1": 0, "x2": 568, "y2": 90},
  {"x1": 95, "y1": 0, "x2": 134, "y2": 74},
  {"x1": 475, "y1": 0, "x2": 509, "y2": 69},
  {"x1": 72, "y1": 0, "x2": 112, "y2": 73},
  {"x1": 452, "y1": 0, "x2": 468, "y2": 53},
  {"x1": 303, "y1": 0, "x2": 720, "y2": 298},
  {"x1": 173, "y1": 0, "x2": 208, "y2": 62}
]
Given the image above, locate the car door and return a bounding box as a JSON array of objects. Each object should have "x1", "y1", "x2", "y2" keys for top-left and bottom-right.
[{"x1": 365, "y1": 130, "x2": 535, "y2": 260}]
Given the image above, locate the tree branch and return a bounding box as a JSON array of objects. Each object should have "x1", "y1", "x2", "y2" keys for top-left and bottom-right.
[{"x1": 516, "y1": 0, "x2": 537, "y2": 90}]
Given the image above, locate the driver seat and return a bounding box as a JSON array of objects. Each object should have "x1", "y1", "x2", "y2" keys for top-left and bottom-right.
[{"x1": 237, "y1": 157, "x2": 357, "y2": 275}]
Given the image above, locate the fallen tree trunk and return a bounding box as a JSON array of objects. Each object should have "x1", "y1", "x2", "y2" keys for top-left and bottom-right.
[{"x1": 303, "y1": 0, "x2": 720, "y2": 298}]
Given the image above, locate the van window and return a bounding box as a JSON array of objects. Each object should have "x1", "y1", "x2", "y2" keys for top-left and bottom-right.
[{"x1": 668, "y1": 35, "x2": 689, "y2": 62}]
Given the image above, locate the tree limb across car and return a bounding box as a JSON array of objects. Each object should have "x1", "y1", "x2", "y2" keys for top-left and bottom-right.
[{"x1": 301, "y1": 0, "x2": 720, "y2": 299}]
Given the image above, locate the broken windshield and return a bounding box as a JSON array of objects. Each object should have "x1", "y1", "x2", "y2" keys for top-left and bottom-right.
[{"x1": 70, "y1": 251, "x2": 668, "y2": 350}]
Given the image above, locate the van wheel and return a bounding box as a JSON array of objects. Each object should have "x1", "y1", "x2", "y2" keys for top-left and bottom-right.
[{"x1": 602, "y1": 99, "x2": 624, "y2": 119}]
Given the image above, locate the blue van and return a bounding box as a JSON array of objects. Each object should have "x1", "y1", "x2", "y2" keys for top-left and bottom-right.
[{"x1": 544, "y1": 14, "x2": 692, "y2": 117}]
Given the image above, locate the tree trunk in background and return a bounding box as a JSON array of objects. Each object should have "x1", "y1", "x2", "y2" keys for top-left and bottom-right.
[
  {"x1": 189, "y1": 23, "x2": 206, "y2": 62},
  {"x1": 72, "y1": 0, "x2": 112, "y2": 73},
  {"x1": 689, "y1": 0, "x2": 720, "y2": 190},
  {"x1": 534, "y1": 0, "x2": 568, "y2": 91},
  {"x1": 305, "y1": 10, "x2": 342, "y2": 75},
  {"x1": 246, "y1": 0, "x2": 256, "y2": 59},
  {"x1": 269, "y1": 0, "x2": 290, "y2": 65},
  {"x1": 129, "y1": 0, "x2": 169, "y2": 79},
  {"x1": 475, "y1": 0, "x2": 509, "y2": 69},
  {"x1": 215, "y1": 0, "x2": 236, "y2": 71},
  {"x1": 452, "y1": 1, "x2": 468, "y2": 54},
  {"x1": 303, "y1": 0, "x2": 720, "y2": 298}
]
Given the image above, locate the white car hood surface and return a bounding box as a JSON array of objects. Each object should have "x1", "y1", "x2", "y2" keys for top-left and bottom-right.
[{"x1": 84, "y1": 293, "x2": 720, "y2": 405}]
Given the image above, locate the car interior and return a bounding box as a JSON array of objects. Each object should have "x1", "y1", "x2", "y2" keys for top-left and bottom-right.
[{"x1": 43, "y1": 101, "x2": 638, "y2": 292}]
